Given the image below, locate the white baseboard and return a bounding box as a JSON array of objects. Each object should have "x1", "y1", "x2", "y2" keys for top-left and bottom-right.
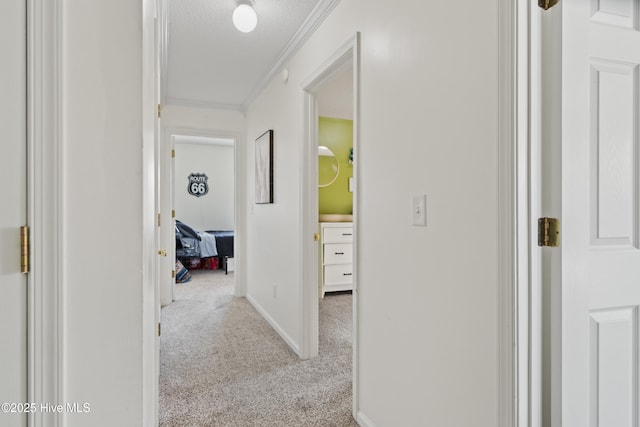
[
  {"x1": 245, "y1": 294, "x2": 301, "y2": 356},
  {"x1": 357, "y1": 411, "x2": 377, "y2": 427}
]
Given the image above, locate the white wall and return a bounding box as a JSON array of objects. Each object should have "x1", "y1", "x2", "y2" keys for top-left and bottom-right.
[
  {"x1": 174, "y1": 141, "x2": 235, "y2": 231},
  {"x1": 317, "y1": 64, "x2": 353, "y2": 120},
  {"x1": 245, "y1": 0, "x2": 500, "y2": 425},
  {"x1": 59, "y1": 1, "x2": 156, "y2": 425},
  {"x1": 162, "y1": 105, "x2": 245, "y2": 132}
]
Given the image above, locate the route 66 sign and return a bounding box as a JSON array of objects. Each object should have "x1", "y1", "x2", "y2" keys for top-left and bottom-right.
[{"x1": 188, "y1": 173, "x2": 209, "y2": 197}]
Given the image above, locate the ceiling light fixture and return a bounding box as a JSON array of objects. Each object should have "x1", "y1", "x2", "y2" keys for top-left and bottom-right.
[{"x1": 232, "y1": 0, "x2": 257, "y2": 33}]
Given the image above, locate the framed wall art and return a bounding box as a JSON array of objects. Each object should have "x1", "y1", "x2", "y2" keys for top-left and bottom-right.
[{"x1": 255, "y1": 129, "x2": 274, "y2": 204}]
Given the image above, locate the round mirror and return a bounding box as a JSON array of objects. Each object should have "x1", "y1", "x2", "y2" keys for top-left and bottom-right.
[{"x1": 318, "y1": 145, "x2": 340, "y2": 188}]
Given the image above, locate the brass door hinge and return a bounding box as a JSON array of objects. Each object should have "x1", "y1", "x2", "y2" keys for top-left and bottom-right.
[
  {"x1": 539, "y1": 0, "x2": 559, "y2": 10},
  {"x1": 157, "y1": 213, "x2": 161, "y2": 227},
  {"x1": 158, "y1": 323, "x2": 161, "y2": 336},
  {"x1": 172, "y1": 209, "x2": 175, "y2": 218},
  {"x1": 171, "y1": 149, "x2": 175, "y2": 158},
  {"x1": 157, "y1": 104, "x2": 161, "y2": 118},
  {"x1": 538, "y1": 217, "x2": 560, "y2": 247},
  {"x1": 171, "y1": 270, "x2": 175, "y2": 279},
  {"x1": 20, "y1": 225, "x2": 29, "y2": 274}
]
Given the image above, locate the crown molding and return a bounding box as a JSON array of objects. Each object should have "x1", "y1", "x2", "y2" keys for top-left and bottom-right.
[
  {"x1": 241, "y1": 0, "x2": 342, "y2": 111},
  {"x1": 161, "y1": 0, "x2": 341, "y2": 114}
]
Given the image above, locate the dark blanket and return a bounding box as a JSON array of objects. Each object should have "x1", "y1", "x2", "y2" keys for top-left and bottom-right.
[{"x1": 205, "y1": 230, "x2": 234, "y2": 258}]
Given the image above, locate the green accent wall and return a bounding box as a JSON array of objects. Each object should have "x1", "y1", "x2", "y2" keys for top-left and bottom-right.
[{"x1": 318, "y1": 117, "x2": 353, "y2": 214}]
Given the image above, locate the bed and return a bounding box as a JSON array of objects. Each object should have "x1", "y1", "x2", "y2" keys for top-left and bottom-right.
[{"x1": 175, "y1": 220, "x2": 235, "y2": 273}]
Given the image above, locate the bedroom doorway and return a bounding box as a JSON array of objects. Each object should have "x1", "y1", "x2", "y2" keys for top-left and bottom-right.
[
  {"x1": 159, "y1": 131, "x2": 239, "y2": 307},
  {"x1": 173, "y1": 135, "x2": 236, "y2": 275}
]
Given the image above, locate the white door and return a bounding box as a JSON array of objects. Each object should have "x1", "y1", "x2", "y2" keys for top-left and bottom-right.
[
  {"x1": 0, "y1": 0, "x2": 28, "y2": 426},
  {"x1": 563, "y1": 1, "x2": 640, "y2": 426}
]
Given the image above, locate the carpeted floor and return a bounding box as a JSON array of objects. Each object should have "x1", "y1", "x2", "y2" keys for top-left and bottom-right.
[{"x1": 159, "y1": 269, "x2": 358, "y2": 427}]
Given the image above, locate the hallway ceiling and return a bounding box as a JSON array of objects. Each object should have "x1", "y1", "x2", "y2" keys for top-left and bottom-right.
[{"x1": 164, "y1": 0, "x2": 338, "y2": 111}]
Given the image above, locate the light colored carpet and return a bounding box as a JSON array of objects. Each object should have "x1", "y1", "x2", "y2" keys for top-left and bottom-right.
[{"x1": 159, "y1": 269, "x2": 358, "y2": 427}]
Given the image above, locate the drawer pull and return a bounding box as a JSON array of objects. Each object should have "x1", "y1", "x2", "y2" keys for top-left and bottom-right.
[
  {"x1": 334, "y1": 252, "x2": 344, "y2": 255},
  {"x1": 342, "y1": 233, "x2": 352, "y2": 236},
  {"x1": 343, "y1": 273, "x2": 353, "y2": 276}
]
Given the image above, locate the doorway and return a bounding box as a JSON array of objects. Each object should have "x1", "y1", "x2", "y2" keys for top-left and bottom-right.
[
  {"x1": 517, "y1": 1, "x2": 640, "y2": 426},
  {"x1": 174, "y1": 135, "x2": 236, "y2": 277},
  {"x1": 300, "y1": 33, "x2": 360, "y2": 418},
  {"x1": 160, "y1": 129, "x2": 240, "y2": 306}
]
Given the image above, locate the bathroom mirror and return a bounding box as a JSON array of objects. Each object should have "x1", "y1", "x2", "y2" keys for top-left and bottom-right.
[{"x1": 318, "y1": 145, "x2": 340, "y2": 187}]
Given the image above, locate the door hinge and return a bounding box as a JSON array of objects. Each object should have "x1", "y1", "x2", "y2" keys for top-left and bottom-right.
[
  {"x1": 157, "y1": 104, "x2": 161, "y2": 118},
  {"x1": 171, "y1": 149, "x2": 175, "y2": 158},
  {"x1": 158, "y1": 322, "x2": 161, "y2": 336},
  {"x1": 171, "y1": 270, "x2": 175, "y2": 279},
  {"x1": 20, "y1": 225, "x2": 29, "y2": 274},
  {"x1": 538, "y1": 217, "x2": 560, "y2": 247},
  {"x1": 538, "y1": 0, "x2": 559, "y2": 10},
  {"x1": 172, "y1": 209, "x2": 175, "y2": 218},
  {"x1": 157, "y1": 213, "x2": 161, "y2": 227}
]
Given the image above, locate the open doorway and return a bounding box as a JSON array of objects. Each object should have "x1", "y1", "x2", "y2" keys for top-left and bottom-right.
[
  {"x1": 159, "y1": 129, "x2": 240, "y2": 307},
  {"x1": 301, "y1": 33, "x2": 360, "y2": 418},
  {"x1": 173, "y1": 135, "x2": 236, "y2": 280}
]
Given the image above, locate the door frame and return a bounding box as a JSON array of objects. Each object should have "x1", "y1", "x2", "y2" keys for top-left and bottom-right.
[
  {"x1": 299, "y1": 33, "x2": 359, "y2": 415},
  {"x1": 27, "y1": 0, "x2": 64, "y2": 424},
  {"x1": 161, "y1": 126, "x2": 246, "y2": 299},
  {"x1": 514, "y1": 1, "x2": 561, "y2": 427}
]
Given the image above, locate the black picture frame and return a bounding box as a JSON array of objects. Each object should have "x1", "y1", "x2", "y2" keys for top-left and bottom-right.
[{"x1": 255, "y1": 129, "x2": 274, "y2": 204}]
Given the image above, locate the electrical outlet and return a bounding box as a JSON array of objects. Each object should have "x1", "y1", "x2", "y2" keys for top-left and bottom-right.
[{"x1": 412, "y1": 194, "x2": 427, "y2": 226}]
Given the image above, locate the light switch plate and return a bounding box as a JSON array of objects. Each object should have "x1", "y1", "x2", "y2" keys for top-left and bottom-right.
[{"x1": 412, "y1": 194, "x2": 427, "y2": 226}]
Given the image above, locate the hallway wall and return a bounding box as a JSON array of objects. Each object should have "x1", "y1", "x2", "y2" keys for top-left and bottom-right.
[
  {"x1": 59, "y1": 1, "x2": 155, "y2": 425},
  {"x1": 245, "y1": 0, "x2": 500, "y2": 425}
]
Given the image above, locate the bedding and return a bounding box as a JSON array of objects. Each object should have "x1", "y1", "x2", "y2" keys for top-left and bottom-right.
[{"x1": 175, "y1": 220, "x2": 234, "y2": 267}]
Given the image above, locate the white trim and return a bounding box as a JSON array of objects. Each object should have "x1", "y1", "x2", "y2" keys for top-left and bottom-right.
[
  {"x1": 351, "y1": 32, "x2": 361, "y2": 423},
  {"x1": 513, "y1": 1, "x2": 549, "y2": 426},
  {"x1": 497, "y1": 0, "x2": 518, "y2": 426},
  {"x1": 299, "y1": 87, "x2": 320, "y2": 360},
  {"x1": 300, "y1": 30, "x2": 359, "y2": 413},
  {"x1": 173, "y1": 135, "x2": 235, "y2": 146},
  {"x1": 245, "y1": 295, "x2": 300, "y2": 355},
  {"x1": 142, "y1": 0, "x2": 158, "y2": 424},
  {"x1": 356, "y1": 411, "x2": 377, "y2": 427},
  {"x1": 27, "y1": 0, "x2": 64, "y2": 424},
  {"x1": 516, "y1": 1, "x2": 533, "y2": 425},
  {"x1": 162, "y1": 126, "x2": 247, "y2": 297}
]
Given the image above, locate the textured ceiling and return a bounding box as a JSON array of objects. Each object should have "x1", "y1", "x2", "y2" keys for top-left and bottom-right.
[{"x1": 164, "y1": 0, "x2": 337, "y2": 111}]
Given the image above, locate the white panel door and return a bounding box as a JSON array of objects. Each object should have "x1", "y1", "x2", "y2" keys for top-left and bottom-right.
[
  {"x1": 563, "y1": 1, "x2": 640, "y2": 426},
  {"x1": 0, "y1": 0, "x2": 28, "y2": 426}
]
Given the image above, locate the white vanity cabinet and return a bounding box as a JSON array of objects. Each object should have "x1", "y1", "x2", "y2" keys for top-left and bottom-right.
[{"x1": 320, "y1": 222, "x2": 353, "y2": 295}]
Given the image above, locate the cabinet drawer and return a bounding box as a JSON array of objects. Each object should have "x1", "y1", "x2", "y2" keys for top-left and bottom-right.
[
  {"x1": 324, "y1": 264, "x2": 353, "y2": 285},
  {"x1": 323, "y1": 226, "x2": 353, "y2": 243},
  {"x1": 324, "y1": 243, "x2": 352, "y2": 264}
]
